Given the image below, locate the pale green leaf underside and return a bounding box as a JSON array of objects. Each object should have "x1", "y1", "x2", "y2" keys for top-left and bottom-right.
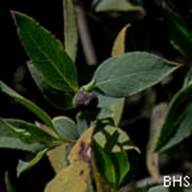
[
  {"x1": 0, "y1": 118, "x2": 54, "y2": 146},
  {"x1": 0, "y1": 137, "x2": 43, "y2": 153},
  {"x1": 95, "y1": 0, "x2": 144, "y2": 13},
  {"x1": 52, "y1": 116, "x2": 78, "y2": 142}
]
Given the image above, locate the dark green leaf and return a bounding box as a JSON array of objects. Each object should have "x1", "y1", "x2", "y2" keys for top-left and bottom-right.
[
  {"x1": 12, "y1": 11, "x2": 78, "y2": 92},
  {"x1": 156, "y1": 84, "x2": 192, "y2": 152},
  {"x1": 165, "y1": 6, "x2": 192, "y2": 58},
  {"x1": 63, "y1": 0, "x2": 78, "y2": 62},
  {"x1": 28, "y1": 63, "x2": 74, "y2": 110},
  {"x1": 52, "y1": 116, "x2": 78, "y2": 142},
  {"x1": 5, "y1": 171, "x2": 16, "y2": 192},
  {"x1": 0, "y1": 118, "x2": 54, "y2": 146},
  {"x1": 91, "y1": 52, "x2": 180, "y2": 97},
  {"x1": 0, "y1": 81, "x2": 53, "y2": 128},
  {"x1": 93, "y1": 143, "x2": 130, "y2": 186},
  {"x1": 17, "y1": 148, "x2": 47, "y2": 176}
]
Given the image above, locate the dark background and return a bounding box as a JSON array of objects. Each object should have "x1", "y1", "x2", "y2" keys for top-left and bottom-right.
[{"x1": 0, "y1": 0, "x2": 192, "y2": 191}]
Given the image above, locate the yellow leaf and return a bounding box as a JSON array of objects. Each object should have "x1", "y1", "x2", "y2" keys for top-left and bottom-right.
[
  {"x1": 47, "y1": 144, "x2": 70, "y2": 173},
  {"x1": 69, "y1": 126, "x2": 93, "y2": 163},
  {"x1": 112, "y1": 24, "x2": 130, "y2": 57},
  {"x1": 45, "y1": 127, "x2": 94, "y2": 192},
  {"x1": 44, "y1": 161, "x2": 89, "y2": 192}
]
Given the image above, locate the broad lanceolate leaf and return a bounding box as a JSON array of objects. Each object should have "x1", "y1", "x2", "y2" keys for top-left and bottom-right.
[
  {"x1": 91, "y1": 52, "x2": 180, "y2": 97},
  {"x1": 63, "y1": 0, "x2": 78, "y2": 62},
  {"x1": 94, "y1": 0, "x2": 145, "y2": 13},
  {"x1": 17, "y1": 148, "x2": 47, "y2": 176},
  {"x1": 93, "y1": 143, "x2": 130, "y2": 187},
  {"x1": 45, "y1": 127, "x2": 94, "y2": 192},
  {"x1": 165, "y1": 6, "x2": 192, "y2": 58},
  {"x1": 98, "y1": 24, "x2": 129, "y2": 126},
  {"x1": 0, "y1": 81, "x2": 53, "y2": 128},
  {"x1": 156, "y1": 83, "x2": 192, "y2": 152},
  {"x1": 28, "y1": 64, "x2": 74, "y2": 110},
  {"x1": 12, "y1": 11, "x2": 78, "y2": 93},
  {"x1": 0, "y1": 119, "x2": 54, "y2": 146},
  {"x1": 94, "y1": 120, "x2": 139, "y2": 153},
  {"x1": 146, "y1": 103, "x2": 167, "y2": 179},
  {"x1": 52, "y1": 116, "x2": 78, "y2": 142}
]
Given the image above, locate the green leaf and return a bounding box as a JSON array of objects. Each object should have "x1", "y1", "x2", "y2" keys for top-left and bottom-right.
[
  {"x1": 0, "y1": 118, "x2": 54, "y2": 146},
  {"x1": 156, "y1": 83, "x2": 192, "y2": 152},
  {"x1": 17, "y1": 148, "x2": 47, "y2": 176},
  {"x1": 91, "y1": 52, "x2": 180, "y2": 97},
  {"x1": 94, "y1": 120, "x2": 139, "y2": 153},
  {"x1": 165, "y1": 6, "x2": 192, "y2": 58},
  {"x1": 28, "y1": 63, "x2": 74, "y2": 110},
  {"x1": 0, "y1": 137, "x2": 43, "y2": 153},
  {"x1": 5, "y1": 171, "x2": 16, "y2": 192},
  {"x1": 76, "y1": 112, "x2": 89, "y2": 135},
  {"x1": 146, "y1": 103, "x2": 167, "y2": 179},
  {"x1": 0, "y1": 81, "x2": 53, "y2": 128},
  {"x1": 12, "y1": 11, "x2": 78, "y2": 92},
  {"x1": 148, "y1": 186, "x2": 169, "y2": 192},
  {"x1": 94, "y1": 0, "x2": 145, "y2": 13},
  {"x1": 97, "y1": 95, "x2": 125, "y2": 126},
  {"x1": 52, "y1": 116, "x2": 79, "y2": 142},
  {"x1": 93, "y1": 143, "x2": 130, "y2": 186},
  {"x1": 97, "y1": 25, "x2": 128, "y2": 126},
  {"x1": 63, "y1": 0, "x2": 78, "y2": 62}
]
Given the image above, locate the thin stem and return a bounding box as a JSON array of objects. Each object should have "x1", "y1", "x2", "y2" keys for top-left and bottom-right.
[{"x1": 75, "y1": 2, "x2": 97, "y2": 65}]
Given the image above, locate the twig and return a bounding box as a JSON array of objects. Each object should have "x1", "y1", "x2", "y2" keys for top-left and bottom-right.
[{"x1": 74, "y1": 2, "x2": 97, "y2": 65}]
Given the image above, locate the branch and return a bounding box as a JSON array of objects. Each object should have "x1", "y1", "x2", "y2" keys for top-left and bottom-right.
[{"x1": 74, "y1": 1, "x2": 97, "y2": 65}]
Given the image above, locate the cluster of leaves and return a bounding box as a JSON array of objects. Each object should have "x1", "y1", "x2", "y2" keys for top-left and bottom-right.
[{"x1": 1, "y1": 0, "x2": 192, "y2": 192}]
